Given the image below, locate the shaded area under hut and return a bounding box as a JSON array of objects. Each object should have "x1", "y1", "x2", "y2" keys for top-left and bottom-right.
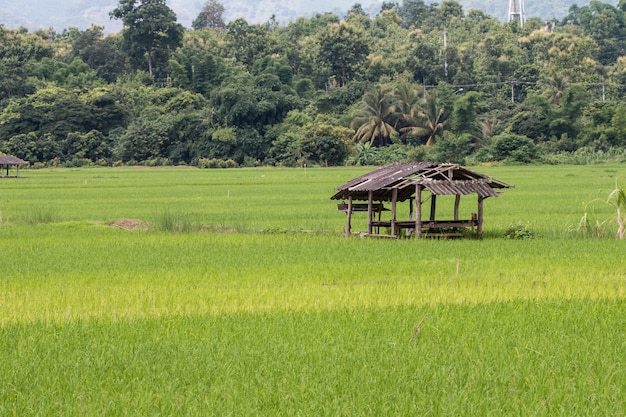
[
  {"x1": 331, "y1": 162, "x2": 513, "y2": 239},
  {"x1": 0, "y1": 155, "x2": 27, "y2": 178}
]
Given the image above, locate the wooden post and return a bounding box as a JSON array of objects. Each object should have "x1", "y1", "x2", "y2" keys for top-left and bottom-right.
[
  {"x1": 345, "y1": 196, "x2": 353, "y2": 237},
  {"x1": 391, "y1": 188, "x2": 398, "y2": 237},
  {"x1": 477, "y1": 196, "x2": 484, "y2": 238},
  {"x1": 415, "y1": 184, "x2": 422, "y2": 239},
  {"x1": 367, "y1": 190, "x2": 373, "y2": 235},
  {"x1": 454, "y1": 194, "x2": 461, "y2": 221},
  {"x1": 430, "y1": 194, "x2": 437, "y2": 222}
]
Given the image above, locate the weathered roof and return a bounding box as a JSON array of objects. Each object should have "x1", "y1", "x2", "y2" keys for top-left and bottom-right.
[
  {"x1": 331, "y1": 162, "x2": 512, "y2": 202},
  {"x1": 0, "y1": 155, "x2": 27, "y2": 165}
]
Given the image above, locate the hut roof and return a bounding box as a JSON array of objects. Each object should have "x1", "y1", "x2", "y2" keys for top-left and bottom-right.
[
  {"x1": 0, "y1": 155, "x2": 27, "y2": 165},
  {"x1": 331, "y1": 162, "x2": 512, "y2": 202}
]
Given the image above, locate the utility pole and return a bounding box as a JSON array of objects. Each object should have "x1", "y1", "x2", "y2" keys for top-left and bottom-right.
[{"x1": 443, "y1": 26, "x2": 448, "y2": 79}]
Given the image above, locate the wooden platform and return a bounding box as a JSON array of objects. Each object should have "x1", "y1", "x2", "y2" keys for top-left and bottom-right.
[
  {"x1": 338, "y1": 203, "x2": 387, "y2": 212},
  {"x1": 371, "y1": 219, "x2": 479, "y2": 230},
  {"x1": 369, "y1": 219, "x2": 478, "y2": 239}
]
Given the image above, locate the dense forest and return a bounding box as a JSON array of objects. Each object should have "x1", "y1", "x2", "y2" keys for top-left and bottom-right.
[{"x1": 2, "y1": 0, "x2": 626, "y2": 168}]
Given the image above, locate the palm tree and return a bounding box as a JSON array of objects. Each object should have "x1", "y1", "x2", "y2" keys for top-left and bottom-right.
[
  {"x1": 394, "y1": 81, "x2": 424, "y2": 143},
  {"x1": 541, "y1": 72, "x2": 569, "y2": 106},
  {"x1": 350, "y1": 85, "x2": 398, "y2": 147},
  {"x1": 400, "y1": 90, "x2": 448, "y2": 147}
]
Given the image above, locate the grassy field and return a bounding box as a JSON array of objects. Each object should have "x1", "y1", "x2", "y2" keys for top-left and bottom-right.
[{"x1": 1, "y1": 164, "x2": 625, "y2": 416}]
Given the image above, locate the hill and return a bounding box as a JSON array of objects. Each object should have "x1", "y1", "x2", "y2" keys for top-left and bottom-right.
[{"x1": 0, "y1": 0, "x2": 620, "y2": 33}]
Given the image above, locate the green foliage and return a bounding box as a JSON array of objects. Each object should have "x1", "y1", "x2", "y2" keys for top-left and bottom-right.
[
  {"x1": 6, "y1": 1, "x2": 626, "y2": 167},
  {"x1": 69, "y1": 25, "x2": 127, "y2": 83},
  {"x1": 451, "y1": 91, "x2": 483, "y2": 137},
  {"x1": 192, "y1": 0, "x2": 226, "y2": 30},
  {"x1": 63, "y1": 130, "x2": 111, "y2": 162},
  {"x1": 110, "y1": 0, "x2": 184, "y2": 77},
  {"x1": 503, "y1": 223, "x2": 535, "y2": 239},
  {"x1": 0, "y1": 26, "x2": 54, "y2": 99},
  {"x1": 225, "y1": 18, "x2": 273, "y2": 68},
  {"x1": 151, "y1": 208, "x2": 195, "y2": 233},
  {"x1": 350, "y1": 85, "x2": 398, "y2": 146},
  {"x1": 492, "y1": 133, "x2": 539, "y2": 163},
  {"x1": 317, "y1": 22, "x2": 370, "y2": 86},
  {"x1": 430, "y1": 131, "x2": 472, "y2": 164},
  {"x1": 16, "y1": 206, "x2": 59, "y2": 225},
  {"x1": 196, "y1": 157, "x2": 238, "y2": 168},
  {"x1": 115, "y1": 112, "x2": 174, "y2": 162},
  {"x1": 349, "y1": 141, "x2": 378, "y2": 165}
]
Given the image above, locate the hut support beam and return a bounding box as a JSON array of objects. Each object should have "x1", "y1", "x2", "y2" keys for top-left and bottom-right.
[
  {"x1": 454, "y1": 195, "x2": 461, "y2": 221},
  {"x1": 367, "y1": 191, "x2": 373, "y2": 235},
  {"x1": 415, "y1": 184, "x2": 423, "y2": 239},
  {"x1": 345, "y1": 196, "x2": 353, "y2": 237},
  {"x1": 391, "y1": 188, "x2": 398, "y2": 236},
  {"x1": 430, "y1": 194, "x2": 437, "y2": 222},
  {"x1": 477, "y1": 196, "x2": 485, "y2": 238}
]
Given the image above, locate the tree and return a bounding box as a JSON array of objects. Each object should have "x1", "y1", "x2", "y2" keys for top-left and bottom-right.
[
  {"x1": 350, "y1": 85, "x2": 398, "y2": 147},
  {"x1": 110, "y1": 0, "x2": 184, "y2": 77},
  {"x1": 317, "y1": 23, "x2": 369, "y2": 86},
  {"x1": 226, "y1": 19, "x2": 272, "y2": 68},
  {"x1": 0, "y1": 26, "x2": 54, "y2": 99},
  {"x1": 491, "y1": 133, "x2": 538, "y2": 163},
  {"x1": 63, "y1": 130, "x2": 111, "y2": 162},
  {"x1": 401, "y1": 90, "x2": 448, "y2": 147},
  {"x1": 116, "y1": 112, "x2": 174, "y2": 162},
  {"x1": 399, "y1": 0, "x2": 431, "y2": 28},
  {"x1": 347, "y1": 3, "x2": 368, "y2": 17},
  {"x1": 394, "y1": 80, "x2": 424, "y2": 141},
  {"x1": 451, "y1": 91, "x2": 483, "y2": 139},
  {"x1": 305, "y1": 116, "x2": 353, "y2": 166},
  {"x1": 69, "y1": 25, "x2": 127, "y2": 83},
  {"x1": 562, "y1": 1, "x2": 626, "y2": 65},
  {"x1": 192, "y1": 0, "x2": 226, "y2": 30},
  {"x1": 540, "y1": 72, "x2": 569, "y2": 106}
]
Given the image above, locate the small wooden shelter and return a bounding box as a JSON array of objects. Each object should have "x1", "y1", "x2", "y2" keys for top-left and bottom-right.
[
  {"x1": 331, "y1": 162, "x2": 512, "y2": 238},
  {"x1": 0, "y1": 155, "x2": 27, "y2": 178}
]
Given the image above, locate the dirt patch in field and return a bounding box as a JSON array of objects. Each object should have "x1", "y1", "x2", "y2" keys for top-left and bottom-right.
[{"x1": 109, "y1": 219, "x2": 149, "y2": 231}]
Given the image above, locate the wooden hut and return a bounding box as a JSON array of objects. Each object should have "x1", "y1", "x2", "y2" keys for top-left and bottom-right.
[
  {"x1": 0, "y1": 155, "x2": 27, "y2": 178},
  {"x1": 331, "y1": 162, "x2": 512, "y2": 238}
]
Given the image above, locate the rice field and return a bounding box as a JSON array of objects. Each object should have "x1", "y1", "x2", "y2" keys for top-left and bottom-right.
[{"x1": 0, "y1": 164, "x2": 625, "y2": 416}]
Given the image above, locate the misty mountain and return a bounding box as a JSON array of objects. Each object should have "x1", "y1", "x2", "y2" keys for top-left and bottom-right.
[{"x1": 0, "y1": 0, "x2": 619, "y2": 33}]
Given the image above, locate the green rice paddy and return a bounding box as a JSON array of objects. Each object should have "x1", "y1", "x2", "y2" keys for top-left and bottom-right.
[{"x1": 1, "y1": 165, "x2": 625, "y2": 415}]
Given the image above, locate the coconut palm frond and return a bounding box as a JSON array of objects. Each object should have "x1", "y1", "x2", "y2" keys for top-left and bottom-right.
[
  {"x1": 350, "y1": 85, "x2": 399, "y2": 146},
  {"x1": 607, "y1": 184, "x2": 626, "y2": 239}
]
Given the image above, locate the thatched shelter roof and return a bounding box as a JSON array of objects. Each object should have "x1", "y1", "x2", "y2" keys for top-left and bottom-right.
[
  {"x1": 0, "y1": 155, "x2": 27, "y2": 178},
  {"x1": 0, "y1": 155, "x2": 27, "y2": 165},
  {"x1": 331, "y1": 162, "x2": 512, "y2": 202}
]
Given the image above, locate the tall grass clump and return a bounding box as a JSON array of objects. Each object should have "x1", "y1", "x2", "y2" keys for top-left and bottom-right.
[
  {"x1": 607, "y1": 183, "x2": 626, "y2": 239},
  {"x1": 576, "y1": 181, "x2": 626, "y2": 239},
  {"x1": 17, "y1": 206, "x2": 59, "y2": 225},
  {"x1": 151, "y1": 208, "x2": 195, "y2": 233}
]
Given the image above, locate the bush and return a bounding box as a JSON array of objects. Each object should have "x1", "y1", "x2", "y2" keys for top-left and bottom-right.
[
  {"x1": 504, "y1": 223, "x2": 535, "y2": 239},
  {"x1": 492, "y1": 133, "x2": 538, "y2": 163},
  {"x1": 431, "y1": 132, "x2": 472, "y2": 164},
  {"x1": 196, "y1": 158, "x2": 239, "y2": 168}
]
